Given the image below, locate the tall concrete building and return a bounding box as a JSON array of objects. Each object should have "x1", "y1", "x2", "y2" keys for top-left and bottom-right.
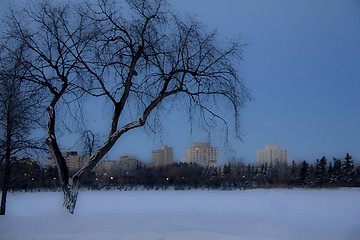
[
  {"x1": 151, "y1": 145, "x2": 174, "y2": 167},
  {"x1": 257, "y1": 145, "x2": 288, "y2": 166},
  {"x1": 185, "y1": 142, "x2": 218, "y2": 166},
  {"x1": 46, "y1": 151, "x2": 88, "y2": 172}
]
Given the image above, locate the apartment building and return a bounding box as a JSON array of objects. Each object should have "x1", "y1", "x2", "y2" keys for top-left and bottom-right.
[{"x1": 185, "y1": 142, "x2": 218, "y2": 166}]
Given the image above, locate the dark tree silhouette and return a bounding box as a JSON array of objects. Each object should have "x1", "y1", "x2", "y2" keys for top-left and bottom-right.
[
  {"x1": 2, "y1": 0, "x2": 250, "y2": 213},
  {"x1": 299, "y1": 160, "x2": 310, "y2": 186},
  {"x1": 315, "y1": 156, "x2": 327, "y2": 186},
  {"x1": 0, "y1": 46, "x2": 43, "y2": 215},
  {"x1": 331, "y1": 158, "x2": 342, "y2": 184},
  {"x1": 342, "y1": 153, "x2": 355, "y2": 184}
]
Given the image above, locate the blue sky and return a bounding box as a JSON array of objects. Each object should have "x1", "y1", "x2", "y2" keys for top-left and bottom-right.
[
  {"x1": 110, "y1": 0, "x2": 360, "y2": 164},
  {"x1": 1, "y1": 0, "x2": 360, "y2": 164},
  {"x1": 163, "y1": 0, "x2": 360, "y2": 164}
]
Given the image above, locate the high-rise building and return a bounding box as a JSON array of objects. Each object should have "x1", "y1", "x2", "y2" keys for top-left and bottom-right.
[
  {"x1": 185, "y1": 142, "x2": 218, "y2": 166},
  {"x1": 257, "y1": 145, "x2": 288, "y2": 166},
  {"x1": 151, "y1": 145, "x2": 174, "y2": 167},
  {"x1": 46, "y1": 151, "x2": 88, "y2": 172}
]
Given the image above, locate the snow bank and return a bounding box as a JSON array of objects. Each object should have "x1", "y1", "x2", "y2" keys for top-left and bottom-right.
[{"x1": 1, "y1": 188, "x2": 360, "y2": 240}]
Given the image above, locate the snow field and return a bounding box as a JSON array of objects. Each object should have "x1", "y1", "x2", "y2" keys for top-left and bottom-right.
[{"x1": 1, "y1": 188, "x2": 360, "y2": 240}]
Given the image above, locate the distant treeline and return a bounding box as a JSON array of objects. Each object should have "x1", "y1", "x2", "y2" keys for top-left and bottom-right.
[{"x1": 1, "y1": 154, "x2": 359, "y2": 191}]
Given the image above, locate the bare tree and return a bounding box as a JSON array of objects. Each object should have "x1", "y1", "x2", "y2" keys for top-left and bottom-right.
[
  {"x1": 2, "y1": 0, "x2": 250, "y2": 214},
  {"x1": 0, "y1": 45, "x2": 44, "y2": 215},
  {"x1": 81, "y1": 130, "x2": 100, "y2": 157}
]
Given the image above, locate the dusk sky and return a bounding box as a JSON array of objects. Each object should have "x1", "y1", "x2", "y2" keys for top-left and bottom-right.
[
  {"x1": 114, "y1": 0, "x2": 360, "y2": 164},
  {"x1": 1, "y1": 0, "x2": 360, "y2": 165}
]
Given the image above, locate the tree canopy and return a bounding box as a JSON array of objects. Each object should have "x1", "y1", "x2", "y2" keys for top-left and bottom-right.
[{"x1": 1, "y1": 0, "x2": 250, "y2": 213}]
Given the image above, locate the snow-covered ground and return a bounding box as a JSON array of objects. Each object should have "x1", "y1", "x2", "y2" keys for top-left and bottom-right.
[{"x1": 1, "y1": 188, "x2": 359, "y2": 240}]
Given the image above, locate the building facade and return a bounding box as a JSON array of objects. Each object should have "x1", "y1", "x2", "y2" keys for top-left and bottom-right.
[
  {"x1": 117, "y1": 155, "x2": 143, "y2": 173},
  {"x1": 46, "y1": 151, "x2": 88, "y2": 172},
  {"x1": 185, "y1": 142, "x2": 218, "y2": 166},
  {"x1": 257, "y1": 145, "x2": 288, "y2": 166},
  {"x1": 94, "y1": 156, "x2": 143, "y2": 176},
  {"x1": 151, "y1": 145, "x2": 174, "y2": 167}
]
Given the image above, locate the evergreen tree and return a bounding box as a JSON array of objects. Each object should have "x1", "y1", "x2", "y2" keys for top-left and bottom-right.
[
  {"x1": 328, "y1": 162, "x2": 333, "y2": 183},
  {"x1": 331, "y1": 158, "x2": 342, "y2": 184},
  {"x1": 289, "y1": 160, "x2": 298, "y2": 185},
  {"x1": 315, "y1": 156, "x2": 327, "y2": 186},
  {"x1": 315, "y1": 159, "x2": 320, "y2": 183},
  {"x1": 299, "y1": 160, "x2": 310, "y2": 186},
  {"x1": 266, "y1": 163, "x2": 278, "y2": 185},
  {"x1": 342, "y1": 153, "x2": 355, "y2": 184}
]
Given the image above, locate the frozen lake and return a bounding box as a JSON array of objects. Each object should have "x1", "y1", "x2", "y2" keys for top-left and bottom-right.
[{"x1": 1, "y1": 188, "x2": 360, "y2": 240}]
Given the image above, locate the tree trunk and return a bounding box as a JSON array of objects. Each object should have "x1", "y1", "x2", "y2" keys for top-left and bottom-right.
[
  {"x1": 62, "y1": 179, "x2": 80, "y2": 214},
  {"x1": 46, "y1": 105, "x2": 78, "y2": 214},
  {"x1": 1, "y1": 115, "x2": 12, "y2": 215},
  {"x1": 0, "y1": 145, "x2": 11, "y2": 215}
]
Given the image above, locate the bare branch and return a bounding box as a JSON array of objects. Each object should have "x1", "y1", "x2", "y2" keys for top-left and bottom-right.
[{"x1": 1, "y1": 0, "x2": 250, "y2": 213}]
